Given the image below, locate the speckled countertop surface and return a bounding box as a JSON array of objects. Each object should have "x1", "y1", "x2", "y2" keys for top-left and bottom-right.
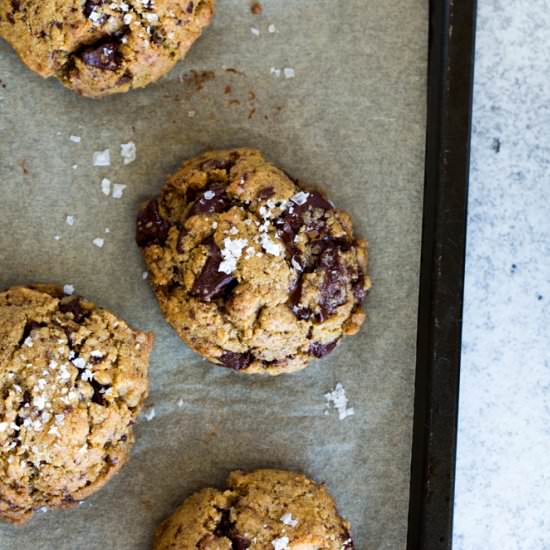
[{"x1": 453, "y1": 1, "x2": 550, "y2": 549}]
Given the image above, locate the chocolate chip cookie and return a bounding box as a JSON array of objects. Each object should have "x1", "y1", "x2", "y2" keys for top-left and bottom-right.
[
  {"x1": 0, "y1": 0, "x2": 214, "y2": 97},
  {"x1": 154, "y1": 469, "x2": 353, "y2": 550},
  {"x1": 137, "y1": 148, "x2": 370, "y2": 375},
  {"x1": 0, "y1": 285, "x2": 152, "y2": 523}
]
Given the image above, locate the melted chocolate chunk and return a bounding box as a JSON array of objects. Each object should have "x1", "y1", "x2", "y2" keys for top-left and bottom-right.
[
  {"x1": 188, "y1": 182, "x2": 231, "y2": 217},
  {"x1": 287, "y1": 276, "x2": 310, "y2": 320},
  {"x1": 89, "y1": 378, "x2": 110, "y2": 406},
  {"x1": 191, "y1": 238, "x2": 236, "y2": 301},
  {"x1": 214, "y1": 509, "x2": 232, "y2": 536},
  {"x1": 309, "y1": 339, "x2": 339, "y2": 358},
  {"x1": 232, "y1": 537, "x2": 251, "y2": 550},
  {"x1": 352, "y1": 270, "x2": 367, "y2": 303},
  {"x1": 81, "y1": 41, "x2": 120, "y2": 71},
  {"x1": 59, "y1": 297, "x2": 89, "y2": 323},
  {"x1": 317, "y1": 245, "x2": 348, "y2": 320},
  {"x1": 18, "y1": 321, "x2": 45, "y2": 346},
  {"x1": 200, "y1": 158, "x2": 233, "y2": 171},
  {"x1": 255, "y1": 186, "x2": 275, "y2": 201},
  {"x1": 275, "y1": 190, "x2": 333, "y2": 248},
  {"x1": 83, "y1": 0, "x2": 105, "y2": 17},
  {"x1": 136, "y1": 200, "x2": 171, "y2": 248},
  {"x1": 185, "y1": 1, "x2": 194, "y2": 13},
  {"x1": 219, "y1": 351, "x2": 253, "y2": 371}
]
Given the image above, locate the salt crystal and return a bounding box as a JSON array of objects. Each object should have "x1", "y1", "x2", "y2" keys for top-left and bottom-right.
[
  {"x1": 69, "y1": 135, "x2": 81, "y2": 143},
  {"x1": 93, "y1": 238, "x2": 105, "y2": 248},
  {"x1": 123, "y1": 13, "x2": 133, "y2": 24},
  {"x1": 112, "y1": 183, "x2": 127, "y2": 199},
  {"x1": 120, "y1": 142, "x2": 136, "y2": 164},
  {"x1": 260, "y1": 234, "x2": 282, "y2": 256},
  {"x1": 268, "y1": 24, "x2": 276, "y2": 33},
  {"x1": 33, "y1": 395, "x2": 46, "y2": 410},
  {"x1": 251, "y1": 27, "x2": 260, "y2": 36},
  {"x1": 144, "y1": 12, "x2": 159, "y2": 23},
  {"x1": 325, "y1": 383, "x2": 355, "y2": 420},
  {"x1": 93, "y1": 149, "x2": 111, "y2": 167},
  {"x1": 272, "y1": 537, "x2": 290, "y2": 550},
  {"x1": 23, "y1": 337, "x2": 33, "y2": 348},
  {"x1": 204, "y1": 190, "x2": 216, "y2": 200},
  {"x1": 144, "y1": 408, "x2": 156, "y2": 421},
  {"x1": 270, "y1": 67, "x2": 281, "y2": 77},
  {"x1": 0, "y1": 422, "x2": 7, "y2": 433},
  {"x1": 219, "y1": 238, "x2": 248, "y2": 274},
  {"x1": 63, "y1": 284, "x2": 75, "y2": 295},
  {"x1": 284, "y1": 67, "x2": 295, "y2": 79},
  {"x1": 291, "y1": 191, "x2": 309, "y2": 205},
  {"x1": 280, "y1": 512, "x2": 298, "y2": 527},
  {"x1": 66, "y1": 215, "x2": 75, "y2": 226},
  {"x1": 54, "y1": 235, "x2": 61, "y2": 241},
  {"x1": 72, "y1": 357, "x2": 86, "y2": 369},
  {"x1": 177, "y1": 399, "x2": 184, "y2": 408},
  {"x1": 142, "y1": 271, "x2": 148, "y2": 279}
]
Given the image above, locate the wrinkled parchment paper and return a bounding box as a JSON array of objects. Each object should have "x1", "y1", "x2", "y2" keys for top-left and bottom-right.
[{"x1": 0, "y1": 1, "x2": 427, "y2": 548}]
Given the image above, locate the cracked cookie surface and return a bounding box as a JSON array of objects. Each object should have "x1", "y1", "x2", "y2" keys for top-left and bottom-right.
[
  {"x1": 0, "y1": 285, "x2": 152, "y2": 523},
  {"x1": 137, "y1": 148, "x2": 371, "y2": 376},
  {"x1": 154, "y1": 469, "x2": 354, "y2": 550},
  {"x1": 0, "y1": 0, "x2": 214, "y2": 97}
]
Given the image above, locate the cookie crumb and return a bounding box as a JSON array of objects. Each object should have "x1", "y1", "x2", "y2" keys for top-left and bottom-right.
[
  {"x1": 93, "y1": 149, "x2": 111, "y2": 167},
  {"x1": 325, "y1": 383, "x2": 354, "y2": 420},
  {"x1": 120, "y1": 142, "x2": 137, "y2": 165},
  {"x1": 250, "y1": 1, "x2": 262, "y2": 15},
  {"x1": 92, "y1": 238, "x2": 105, "y2": 248}
]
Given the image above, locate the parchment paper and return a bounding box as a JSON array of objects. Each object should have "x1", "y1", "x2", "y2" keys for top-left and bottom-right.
[{"x1": 0, "y1": 1, "x2": 427, "y2": 548}]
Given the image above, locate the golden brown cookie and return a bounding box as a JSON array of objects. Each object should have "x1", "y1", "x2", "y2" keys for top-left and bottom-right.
[
  {"x1": 0, "y1": 0, "x2": 214, "y2": 97},
  {"x1": 0, "y1": 284, "x2": 153, "y2": 524},
  {"x1": 136, "y1": 148, "x2": 371, "y2": 375},
  {"x1": 154, "y1": 469, "x2": 353, "y2": 550}
]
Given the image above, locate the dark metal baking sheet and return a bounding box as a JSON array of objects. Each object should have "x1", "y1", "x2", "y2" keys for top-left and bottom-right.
[{"x1": 407, "y1": 1, "x2": 477, "y2": 549}]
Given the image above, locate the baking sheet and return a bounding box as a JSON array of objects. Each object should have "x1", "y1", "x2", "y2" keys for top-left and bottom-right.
[{"x1": 0, "y1": 1, "x2": 427, "y2": 548}]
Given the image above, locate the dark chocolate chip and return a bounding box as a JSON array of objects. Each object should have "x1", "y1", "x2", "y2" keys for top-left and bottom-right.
[
  {"x1": 81, "y1": 41, "x2": 120, "y2": 71},
  {"x1": 10, "y1": 0, "x2": 21, "y2": 11},
  {"x1": 188, "y1": 182, "x2": 230, "y2": 217},
  {"x1": 83, "y1": 0, "x2": 105, "y2": 17},
  {"x1": 18, "y1": 321, "x2": 45, "y2": 346},
  {"x1": 191, "y1": 238, "x2": 236, "y2": 301},
  {"x1": 309, "y1": 339, "x2": 339, "y2": 358},
  {"x1": 200, "y1": 158, "x2": 233, "y2": 171},
  {"x1": 136, "y1": 200, "x2": 171, "y2": 248},
  {"x1": 275, "y1": 190, "x2": 333, "y2": 245},
  {"x1": 59, "y1": 297, "x2": 89, "y2": 323},
  {"x1": 219, "y1": 351, "x2": 253, "y2": 371},
  {"x1": 89, "y1": 378, "x2": 110, "y2": 406},
  {"x1": 317, "y1": 245, "x2": 348, "y2": 320},
  {"x1": 214, "y1": 509, "x2": 232, "y2": 536},
  {"x1": 287, "y1": 276, "x2": 311, "y2": 320},
  {"x1": 256, "y1": 186, "x2": 275, "y2": 201},
  {"x1": 185, "y1": 1, "x2": 194, "y2": 13},
  {"x1": 232, "y1": 536, "x2": 251, "y2": 550},
  {"x1": 352, "y1": 271, "x2": 367, "y2": 303}
]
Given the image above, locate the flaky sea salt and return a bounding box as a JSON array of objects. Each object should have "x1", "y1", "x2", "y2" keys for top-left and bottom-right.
[
  {"x1": 66, "y1": 215, "x2": 75, "y2": 226},
  {"x1": 270, "y1": 67, "x2": 281, "y2": 77},
  {"x1": 283, "y1": 67, "x2": 296, "y2": 79},
  {"x1": 268, "y1": 24, "x2": 276, "y2": 33},
  {"x1": 72, "y1": 357, "x2": 86, "y2": 369},
  {"x1": 120, "y1": 142, "x2": 136, "y2": 164},
  {"x1": 219, "y1": 238, "x2": 248, "y2": 274},
  {"x1": 251, "y1": 26, "x2": 260, "y2": 36},
  {"x1": 280, "y1": 512, "x2": 298, "y2": 527},
  {"x1": 144, "y1": 408, "x2": 156, "y2": 421},
  {"x1": 204, "y1": 190, "x2": 216, "y2": 200},
  {"x1": 93, "y1": 149, "x2": 111, "y2": 166},
  {"x1": 177, "y1": 399, "x2": 184, "y2": 408},
  {"x1": 260, "y1": 234, "x2": 282, "y2": 256},
  {"x1": 63, "y1": 284, "x2": 74, "y2": 295},
  {"x1": 112, "y1": 183, "x2": 127, "y2": 199},
  {"x1": 69, "y1": 135, "x2": 81, "y2": 143},
  {"x1": 325, "y1": 383, "x2": 355, "y2": 420},
  {"x1": 142, "y1": 271, "x2": 148, "y2": 279},
  {"x1": 143, "y1": 12, "x2": 158, "y2": 23},
  {"x1": 93, "y1": 238, "x2": 105, "y2": 248},
  {"x1": 291, "y1": 191, "x2": 309, "y2": 205},
  {"x1": 123, "y1": 13, "x2": 133, "y2": 24},
  {"x1": 272, "y1": 537, "x2": 290, "y2": 550}
]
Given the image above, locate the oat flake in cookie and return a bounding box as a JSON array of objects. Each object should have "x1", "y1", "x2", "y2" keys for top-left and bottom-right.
[
  {"x1": 0, "y1": 0, "x2": 214, "y2": 97},
  {"x1": 137, "y1": 148, "x2": 371, "y2": 375},
  {"x1": 0, "y1": 285, "x2": 152, "y2": 524},
  {"x1": 154, "y1": 469, "x2": 354, "y2": 550}
]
